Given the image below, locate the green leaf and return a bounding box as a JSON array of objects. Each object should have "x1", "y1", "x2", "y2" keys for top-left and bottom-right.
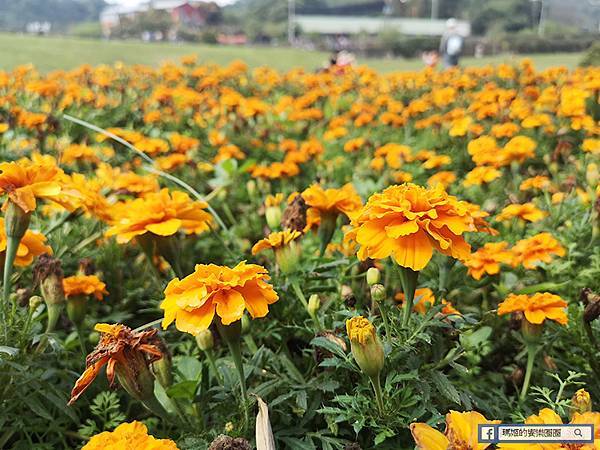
[
  {"x1": 311, "y1": 336, "x2": 347, "y2": 359},
  {"x1": 166, "y1": 380, "x2": 198, "y2": 399},
  {"x1": 175, "y1": 356, "x2": 202, "y2": 381},
  {"x1": 431, "y1": 371, "x2": 461, "y2": 405}
]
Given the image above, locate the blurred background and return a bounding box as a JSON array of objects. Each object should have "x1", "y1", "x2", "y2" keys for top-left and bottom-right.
[{"x1": 0, "y1": 0, "x2": 598, "y2": 71}]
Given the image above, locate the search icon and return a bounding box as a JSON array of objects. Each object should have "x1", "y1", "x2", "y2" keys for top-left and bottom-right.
[{"x1": 574, "y1": 429, "x2": 583, "y2": 438}]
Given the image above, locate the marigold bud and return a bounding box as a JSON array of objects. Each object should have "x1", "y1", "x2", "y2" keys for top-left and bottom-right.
[
  {"x1": 66, "y1": 295, "x2": 87, "y2": 328},
  {"x1": 274, "y1": 239, "x2": 301, "y2": 274},
  {"x1": 571, "y1": 389, "x2": 592, "y2": 415},
  {"x1": 4, "y1": 200, "x2": 32, "y2": 239},
  {"x1": 265, "y1": 206, "x2": 282, "y2": 230},
  {"x1": 29, "y1": 295, "x2": 43, "y2": 310},
  {"x1": 308, "y1": 294, "x2": 320, "y2": 317},
  {"x1": 195, "y1": 329, "x2": 215, "y2": 351},
  {"x1": 370, "y1": 284, "x2": 386, "y2": 303},
  {"x1": 586, "y1": 163, "x2": 599, "y2": 188},
  {"x1": 346, "y1": 316, "x2": 384, "y2": 378},
  {"x1": 151, "y1": 338, "x2": 173, "y2": 389},
  {"x1": 34, "y1": 254, "x2": 65, "y2": 333},
  {"x1": 366, "y1": 267, "x2": 381, "y2": 286},
  {"x1": 246, "y1": 180, "x2": 256, "y2": 197}
]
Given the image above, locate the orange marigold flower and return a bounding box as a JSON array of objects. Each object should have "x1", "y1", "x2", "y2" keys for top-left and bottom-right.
[
  {"x1": 512, "y1": 232, "x2": 565, "y2": 269},
  {"x1": 69, "y1": 323, "x2": 163, "y2": 404},
  {"x1": 105, "y1": 189, "x2": 212, "y2": 244},
  {"x1": 82, "y1": 421, "x2": 179, "y2": 450},
  {"x1": 464, "y1": 242, "x2": 514, "y2": 280},
  {"x1": 302, "y1": 183, "x2": 362, "y2": 229},
  {"x1": 348, "y1": 183, "x2": 488, "y2": 271},
  {"x1": 63, "y1": 275, "x2": 108, "y2": 300},
  {"x1": 411, "y1": 410, "x2": 500, "y2": 450},
  {"x1": 0, "y1": 158, "x2": 63, "y2": 213},
  {"x1": 498, "y1": 292, "x2": 568, "y2": 325},
  {"x1": 0, "y1": 217, "x2": 52, "y2": 266},
  {"x1": 496, "y1": 202, "x2": 547, "y2": 223},
  {"x1": 161, "y1": 261, "x2": 279, "y2": 334},
  {"x1": 427, "y1": 171, "x2": 456, "y2": 189},
  {"x1": 395, "y1": 287, "x2": 461, "y2": 316},
  {"x1": 519, "y1": 175, "x2": 551, "y2": 191}
]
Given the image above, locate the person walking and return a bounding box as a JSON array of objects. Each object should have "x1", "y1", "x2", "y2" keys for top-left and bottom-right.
[{"x1": 439, "y1": 18, "x2": 464, "y2": 68}]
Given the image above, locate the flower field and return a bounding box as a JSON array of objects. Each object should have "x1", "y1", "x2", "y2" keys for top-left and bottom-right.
[{"x1": 0, "y1": 58, "x2": 599, "y2": 449}]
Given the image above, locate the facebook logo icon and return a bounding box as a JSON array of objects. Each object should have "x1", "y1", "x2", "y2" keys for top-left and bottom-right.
[{"x1": 479, "y1": 425, "x2": 497, "y2": 443}]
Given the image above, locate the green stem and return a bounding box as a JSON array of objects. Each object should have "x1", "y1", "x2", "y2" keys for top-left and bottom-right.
[
  {"x1": 378, "y1": 301, "x2": 392, "y2": 345},
  {"x1": 3, "y1": 235, "x2": 20, "y2": 305},
  {"x1": 520, "y1": 344, "x2": 538, "y2": 403},
  {"x1": 398, "y1": 266, "x2": 419, "y2": 328},
  {"x1": 217, "y1": 320, "x2": 249, "y2": 427},
  {"x1": 204, "y1": 348, "x2": 223, "y2": 384},
  {"x1": 370, "y1": 375, "x2": 384, "y2": 415},
  {"x1": 291, "y1": 280, "x2": 321, "y2": 330},
  {"x1": 76, "y1": 326, "x2": 87, "y2": 357},
  {"x1": 243, "y1": 334, "x2": 259, "y2": 354}
]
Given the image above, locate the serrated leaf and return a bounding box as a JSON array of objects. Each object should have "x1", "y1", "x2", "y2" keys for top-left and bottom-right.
[{"x1": 431, "y1": 371, "x2": 461, "y2": 405}]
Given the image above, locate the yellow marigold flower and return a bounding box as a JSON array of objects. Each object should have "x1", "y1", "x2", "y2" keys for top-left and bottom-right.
[
  {"x1": 411, "y1": 410, "x2": 500, "y2": 450},
  {"x1": 512, "y1": 232, "x2": 565, "y2": 269},
  {"x1": 498, "y1": 292, "x2": 568, "y2": 325},
  {"x1": 161, "y1": 261, "x2": 278, "y2": 334},
  {"x1": 0, "y1": 217, "x2": 52, "y2": 266},
  {"x1": 519, "y1": 175, "x2": 551, "y2": 191},
  {"x1": 0, "y1": 158, "x2": 63, "y2": 213},
  {"x1": 82, "y1": 422, "x2": 179, "y2": 450},
  {"x1": 468, "y1": 135, "x2": 503, "y2": 167},
  {"x1": 105, "y1": 189, "x2": 212, "y2": 244},
  {"x1": 69, "y1": 324, "x2": 163, "y2": 404},
  {"x1": 264, "y1": 193, "x2": 284, "y2": 208},
  {"x1": 251, "y1": 229, "x2": 302, "y2": 255},
  {"x1": 491, "y1": 122, "x2": 520, "y2": 138},
  {"x1": 427, "y1": 171, "x2": 456, "y2": 189},
  {"x1": 464, "y1": 242, "x2": 514, "y2": 280},
  {"x1": 349, "y1": 183, "x2": 488, "y2": 271},
  {"x1": 374, "y1": 143, "x2": 413, "y2": 169},
  {"x1": 343, "y1": 137, "x2": 365, "y2": 153},
  {"x1": 448, "y1": 115, "x2": 472, "y2": 137},
  {"x1": 63, "y1": 275, "x2": 108, "y2": 301},
  {"x1": 422, "y1": 154, "x2": 451, "y2": 170},
  {"x1": 582, "y1": 138, "x2": 600, "y2": 155},
  {"x1": 496, "y1": 203, "x2": 547, "y2": 223},
  {"x1": 463, "y1": 166, "x2": 501, "y2": 187},
  {"x1": 395, "y1": 287, "x2": 461, "y2": 316},
  {"x1": 393, "y1": 170, "x2": 413, "y2": 183},
  {"x1": 61, "y1": 144, "x2": 100, "y2": 165},
  {"x1": 502, "y1": 136, "x2": 536, "y2": 164},
  {"x1": 155, "y1": 153, "x2": 188, "y2": 172}
]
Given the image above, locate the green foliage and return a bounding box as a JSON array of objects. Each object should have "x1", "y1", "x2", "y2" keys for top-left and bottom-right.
[{"x1": 78, "y1": 392, "x2": 126, "y2": 438}]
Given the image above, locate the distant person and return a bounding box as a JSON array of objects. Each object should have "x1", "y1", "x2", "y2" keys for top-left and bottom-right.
[
  {"x1": 422, "y1": 51, "x2": 439, "y2": 68},
  {"x1": 439, "y1": 18, "x2": 464, "y2": 68}
]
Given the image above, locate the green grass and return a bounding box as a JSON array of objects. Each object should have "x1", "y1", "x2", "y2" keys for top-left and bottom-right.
[{"x1": 0, "y1": 32, "x2": 583, "y2": 73}]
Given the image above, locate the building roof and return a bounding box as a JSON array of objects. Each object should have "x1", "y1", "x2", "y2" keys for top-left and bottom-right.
[{"x1": 295, "y1": 15, "x2": 471, "y2": 36}]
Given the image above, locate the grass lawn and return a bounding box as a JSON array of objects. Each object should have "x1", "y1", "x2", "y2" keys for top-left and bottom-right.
[{"x1": 0, "y1": 32, "x2": 583, "y2": 73}]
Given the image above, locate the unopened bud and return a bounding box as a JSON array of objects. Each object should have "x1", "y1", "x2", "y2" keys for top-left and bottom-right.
[
  {"x1": 34, "y1": 254, "x2": 65, "y2": 333},
  {"x1": 246, "y1": 180, "x2": 256, "y2": 197},
  {"x1": 366, "y1": 267, "x2": 380, "y2": 286},
  {"x1": 265, "y1": 206, "x2": 282, "y2": 230},
  {"x1": 151, "y1": 339, "x2": 173, "y2": 388},
  {"x1": 346, "y1": 316, "x2": 384, "y2": 378},
  {"x1": 571, "y1": 389, "x2": 592, "y2": 416},
  {"x1": 195, "y1": 329, "x2": 214, "y2": 351},
  {"x1": 4, "y1": 200, "x2": 32, "y2": 239},
  {"x1": 66, "y1": 295, "x2": 87, "y2": 328},
  {"x1": 29, "y1": 295, "x2": 43, "y2": 310},
  {"x1": 586, "y1": 163, "x2": 599, "y2": 188},
  {"x1": 370, "y1": 284, "x2": 386, "y2": 303},
  {"x1": 308, "y1": 294, "x2": 320, "y2": 317}
]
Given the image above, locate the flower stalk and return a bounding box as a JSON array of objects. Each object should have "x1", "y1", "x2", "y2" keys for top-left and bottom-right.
[
  {"x1": 216, "y1": 319, "x2": 249, "y2": 426},
  {"x1": 398, "y1": 266, "x2": 419, "y2": 327}
]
